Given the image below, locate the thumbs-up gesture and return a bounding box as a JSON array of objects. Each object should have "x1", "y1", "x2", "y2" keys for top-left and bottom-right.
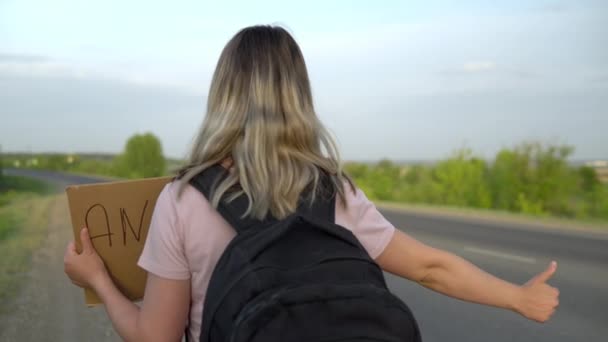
[
  {"x1": 64, "y1": 227, "x2": 109, "y2": 290},
  {"x1": 515, "y1": 261, "x2": 560, "y2": 322}
]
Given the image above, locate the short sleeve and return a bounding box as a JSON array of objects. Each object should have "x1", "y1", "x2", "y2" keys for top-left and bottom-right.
[
  {"x1": 335, "y1": 186, "x2": 396, "y2": 259},
  {"x1": 137, "y1": 183, "x2": 190, "y2": 280}
]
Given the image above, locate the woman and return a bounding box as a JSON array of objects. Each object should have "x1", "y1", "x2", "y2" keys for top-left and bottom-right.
[{"x1": 64, "y1": 25, "x2": 559, "y2": 342}]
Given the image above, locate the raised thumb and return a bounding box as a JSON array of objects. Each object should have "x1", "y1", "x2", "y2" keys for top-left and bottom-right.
[{"x1": 532, "y1": 260, "x2": 557, "y2": 284}]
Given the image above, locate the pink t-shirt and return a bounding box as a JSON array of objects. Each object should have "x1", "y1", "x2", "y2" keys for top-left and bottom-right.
[{"x1": 137, "y1": 180, "x2": 396, "y2": 341}]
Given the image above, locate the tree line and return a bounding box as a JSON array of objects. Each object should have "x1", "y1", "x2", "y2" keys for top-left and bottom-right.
[
  {"x1": 3, "y1": 137, "x2": 607, "y2": 220},
  {"x1": 346, "y1": 142, "x2": 608, "y2": 220},
  {"x1": 2, "y1": 133, "x2": 166, "y2": 180}
]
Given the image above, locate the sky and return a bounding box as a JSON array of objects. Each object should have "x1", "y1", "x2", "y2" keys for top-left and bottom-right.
[{"x1": 1, "y1": 0, "x2": 607, "y2": 161}]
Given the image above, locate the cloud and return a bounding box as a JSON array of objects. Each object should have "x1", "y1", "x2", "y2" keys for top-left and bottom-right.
[
  {"x1": 0, "y1": 53, "x2": 50, "y2": 63},
  {"x1": 0, "y1": 72, "x2": 205, "y2": 158},
  {"x1": 462, "y1": 61, "x2": 497, "y2": 73},
  {"x1": 503, "y1": 68, "x2": 538, "y2": 79},
  {"x1": 535, "y1": 3, "x2": 570, "y2": 13},
  {"x1": 0, "y1": 52, "x2": 207, "y2": 93},
  {"x1": 590, "y1": 74, "x2": 608, "y2": 83},
  {"x1": 437, "y1": 61, "x2": 498, "y2": 77},
  {"x1": 0, "y1": 53, "x2": 98, "y2": 79},
  {"x1": 438, "y1": 61, "x2": 539, "y2": 81},
  {"x1": 0, "y1": 61, "x2": 77, "y2": 78}
]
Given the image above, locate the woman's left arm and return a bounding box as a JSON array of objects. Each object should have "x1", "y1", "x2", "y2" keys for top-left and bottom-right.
[
  {"x1": 375, "y1": 229, "x2": 559, "y2": 322},
  {"x1": 64, "y1": 228, "x2": 190, "y2": 342}
]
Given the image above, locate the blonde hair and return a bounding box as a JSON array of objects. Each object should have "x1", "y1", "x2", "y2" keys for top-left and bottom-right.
[{"x1": 177, "y1": 25, "x2": 353, "y2": 219}]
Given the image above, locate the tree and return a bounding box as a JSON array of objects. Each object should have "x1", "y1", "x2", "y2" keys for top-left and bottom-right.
[
  {"x1": 488, "y1": 142, "x2": 577, "y2": 216},
  {"x1": 577, "y1": 166, "x2": 607, "y2": 218},
  {"x1": 579, "y1": 166, "x2": 600, "y2": 194},
  {"x1": 490, "y1": 148, "x2": 530, "y2": 211},
  {"x1": 0, "y1": 144, "x2": 4, "y2": 182},
  {"x1": 114, "y1": 133, "x2": 166, "y2": 178},
  {"x1": 430, "y1": 149, "x2": 492, "y2": 208}
]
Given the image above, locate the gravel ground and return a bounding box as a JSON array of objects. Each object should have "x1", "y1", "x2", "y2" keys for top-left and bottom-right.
[{"x1": 0, "y1": 195, "x2": 120, "y2": 341}]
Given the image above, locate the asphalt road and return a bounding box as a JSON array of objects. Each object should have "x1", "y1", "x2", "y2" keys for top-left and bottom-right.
[
  {"x1": 4, "y1": 168, "x2": 608, "y2": 341},
  {"x1": 381, "y1": 209, "x2": 608, "y2": 342},
  {"x1": 3, "y1": 167, "x2": 115, "y2": 190}
]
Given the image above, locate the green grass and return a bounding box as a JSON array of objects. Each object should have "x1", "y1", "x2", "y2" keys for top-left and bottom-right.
[
  {"x1": 0, "y1": 195, "x2": 53, "y2": 308},
  {"x1": 0, "y1": 175, "x2": 51, "y2": 206},
  {"x1": 0, "y1": 211, "x2": 20, "y2": 241},
  {"x1": 0, "y1": 175, "x2": 51, "y2": 241},
  {"x1": 0, "y1": 176, "x2": 55, "y2": 309}
]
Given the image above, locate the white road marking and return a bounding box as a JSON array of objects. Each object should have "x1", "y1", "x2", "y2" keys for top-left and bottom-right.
[{"x1": 463, "y1": 246, "x2": 537, "y2": 264}]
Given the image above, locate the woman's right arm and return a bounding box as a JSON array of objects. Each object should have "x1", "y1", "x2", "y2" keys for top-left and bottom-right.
[{"x1": 375, "y1": 229, "x2": 559, "y2": 322}]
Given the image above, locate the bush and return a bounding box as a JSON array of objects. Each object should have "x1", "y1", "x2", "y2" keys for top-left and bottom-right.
[
  {"x1": 345, "y1": 141, "x2": 608, "y2": 220},
  {"x1": 113, "y1": 133, "x2": 166, "y2": 179}
]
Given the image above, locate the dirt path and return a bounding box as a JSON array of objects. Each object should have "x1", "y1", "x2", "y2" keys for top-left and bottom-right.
[{"x1": 0, "y1": 195, "x2": 119, "y2": 341}]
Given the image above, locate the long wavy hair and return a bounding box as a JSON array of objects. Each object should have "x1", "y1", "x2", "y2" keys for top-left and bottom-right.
[{"x1": 176, "y1": 25, "x2": 353, "y2": 220}]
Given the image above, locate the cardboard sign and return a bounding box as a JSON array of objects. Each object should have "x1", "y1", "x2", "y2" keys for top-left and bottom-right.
[{"x1": 65, "y1": 176, "x2": 173, "y2": 305}]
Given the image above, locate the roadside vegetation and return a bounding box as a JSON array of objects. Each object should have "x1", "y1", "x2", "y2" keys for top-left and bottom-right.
[
  {"x1": 0, "y1": 132, "x2": 169, "y2": 310},
  {"x1": 3, "y1": 137, "x2": 607, "y2": 222},
  {"x1": 347, "y1": 142, "x2": 608, "y2": 221},
  {"x1": 3, "y1": 132, "x2": 169, "y2": 180},
  {"x1": 0, "y1": 174, "x2": 54, "y2": 308}
]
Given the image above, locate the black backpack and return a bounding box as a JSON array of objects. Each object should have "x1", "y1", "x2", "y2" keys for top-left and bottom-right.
[{"x1": 189, "y1": 165, "x2": 421, "y2": 342}]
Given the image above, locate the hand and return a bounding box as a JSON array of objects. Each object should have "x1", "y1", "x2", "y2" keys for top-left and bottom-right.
[
  {"x1": 515, "y1": 261, "x2": 560, "y2": 323},
  {"x1": 64, "y1": 227, "x2": 109, "y2": 290}
]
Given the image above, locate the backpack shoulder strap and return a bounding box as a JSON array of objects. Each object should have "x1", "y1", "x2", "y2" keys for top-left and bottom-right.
[
  {"x1": 299, "y1": 173, "x2": 336, "y2": 223},
  {"x1": 188, "y1": 164, "x2": 264, "y2": 233},
  {"x1": 188, "y1": 164, "x2": 336, "y2": 233}
]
